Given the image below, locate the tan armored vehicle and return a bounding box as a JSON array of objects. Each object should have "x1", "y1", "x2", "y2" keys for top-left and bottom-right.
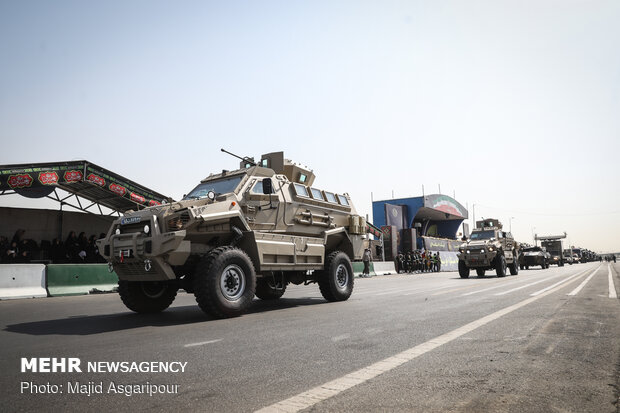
[
  {"x1": 97, "y1": 150, "x2": 366, "y2": 317},
  {"x1": 457, "y1": 218, "x2": 519, "y2": 278}
]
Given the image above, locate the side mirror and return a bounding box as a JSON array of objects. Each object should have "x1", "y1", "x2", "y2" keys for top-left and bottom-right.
[{"x1": 262, "y1": 178, "x2": 273, "y2": 195}]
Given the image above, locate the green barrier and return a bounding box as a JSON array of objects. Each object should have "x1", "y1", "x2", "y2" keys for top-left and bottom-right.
[
  {"x1": 46, "y1": 264, "x2": 118, "y2": 296},
  {"x1": 352, "y1": 262, "x2": 375, "y2": 277}
]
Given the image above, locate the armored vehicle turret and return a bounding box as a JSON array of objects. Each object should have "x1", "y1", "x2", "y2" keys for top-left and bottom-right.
[
  {"x1": 457, "y1": 218, "x2": 519, "y2": 278},
  {"x1": 97, "y1": 150, "x2": 366, "y2": 317}
]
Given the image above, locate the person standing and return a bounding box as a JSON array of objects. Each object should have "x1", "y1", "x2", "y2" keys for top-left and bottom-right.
[{"x1": 362, "y1": 247, "x2": 372, "y2": 277}]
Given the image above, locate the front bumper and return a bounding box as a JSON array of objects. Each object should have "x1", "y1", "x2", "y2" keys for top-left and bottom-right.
[
  {"x1": 458, "y1": 250, "x2": 498, "y2": 268},
  {"x1": 97, "y1": 215, "x2": 189, "y2": 281},
  {"x1": 522, "y1": 256, "x2": 544, "y2": 266}
]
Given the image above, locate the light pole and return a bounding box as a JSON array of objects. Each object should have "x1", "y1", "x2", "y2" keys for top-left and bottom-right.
[
  {"x1": 509, "y1": 216, "x2": 515, "y2": 233},
  {"x1": 472, "y1": 204, "x2": 476, "y2": 228},
  {"x1": 532, "y1": 227, "x2": 536, "y2": 246}
]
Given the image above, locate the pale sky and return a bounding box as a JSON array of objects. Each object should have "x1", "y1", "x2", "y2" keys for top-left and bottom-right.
[{"x1": 1, "y1": 0, "x2": 619, "y2": 252}]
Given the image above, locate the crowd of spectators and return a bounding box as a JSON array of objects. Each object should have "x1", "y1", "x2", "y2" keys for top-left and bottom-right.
[{"x1": 0, "y1": 229, "x2": 106, "y2": 264}]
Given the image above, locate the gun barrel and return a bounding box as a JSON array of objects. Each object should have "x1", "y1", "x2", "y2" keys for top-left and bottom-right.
[{"x1": 221, "y1": 148, "x2": 256, "y2": 166}]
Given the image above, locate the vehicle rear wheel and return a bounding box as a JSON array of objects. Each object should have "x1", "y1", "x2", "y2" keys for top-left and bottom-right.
[
  {"x1": 476, "y1": 268, "x2": 485, "y2": 277},
  {"x1": 193, "y1": 246, "x2": 256, "y2": 318},
  {"x1": 255, "y1": 277, "x2": 286, "y2": 300},
  {"x1": 317, "y1": 251, "x2": 354, "y2": 302},
  {"x1": 508, "y1": 254, "x2": 519, "y2": 275},
  {"x1": 458, "y1": 260, "x2": 470, "y2": 278},
  {"x1": 118, "y1": 280, "x2": 178, "y2": 313},
  {"x1": 496, "y1": 255, "x2": 507, "y2": 277}
]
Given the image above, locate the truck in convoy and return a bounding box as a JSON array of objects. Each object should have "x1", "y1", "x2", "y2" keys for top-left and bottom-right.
[
  {"x1": 457, "y1": 218, "x2": 519, "y2": 278},
  {"x1": 97, "y1": 150, "x2": 366, "y2": 318},
  {"x1": 535, "y1": 233, "x2": 566, "y2": 267}
]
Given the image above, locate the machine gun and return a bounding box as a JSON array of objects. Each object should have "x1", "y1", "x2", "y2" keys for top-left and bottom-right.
[{"x1": 221, "y1": 148, "x2": 256, "y2": 167}]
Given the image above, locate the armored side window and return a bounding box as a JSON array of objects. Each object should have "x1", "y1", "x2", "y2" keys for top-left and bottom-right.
[
  {"x1": 293, "y1": 183, "x2": 310, "y2": 197},
  {"x1": 261, "y1": 159, "x2": 269, "y2": 167},
  {"x1": 310, "y1": 188, "x2": 324, "y2": 200},
  {"x1": 337, "y1": 194, "x2": 349, "y2": 206},
  {"x1": 299, "y1": 173, "x2": 307, "y2": 183},
  {"x1": 324, "y1": 191, "x2": 337, "y2": 203},
  {"x1": 252, "y1": 180, "x2": 275, "y2": 194}
]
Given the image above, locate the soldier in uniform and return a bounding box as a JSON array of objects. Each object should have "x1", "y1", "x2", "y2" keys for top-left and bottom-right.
[{"x1": 362, "y1": 247, "x2": 372, "y2": 277}]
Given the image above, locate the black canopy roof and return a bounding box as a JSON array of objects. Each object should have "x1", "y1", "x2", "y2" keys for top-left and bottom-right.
[{"x1": 0, "y1": 161, "x2": 171, "y2": 214}]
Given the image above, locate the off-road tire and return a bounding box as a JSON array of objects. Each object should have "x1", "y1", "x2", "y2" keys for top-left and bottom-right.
[
  {"x1": 496, "y1": 255, "x2": 507, "y2": 277},
  {"x1": 476, "y1": 268, "x2": 485, "y2": 277},
  {"x1": 255, "y1": 277, "x2": 286, "y2": 300},
  {"x1": 193, "y1": 246, "x2": 256, "y2": 318},
  {"x1": 317, "y1": 251, "x2": 354, "y2": 302},
  {"x1": 508, "y1": 255, "x2": 519, "y2": 276},
  {"x1": 458, "y1": 260, "x2": 470, "y2": 278},
  {"x1": 118, "y1": 280, "x2": 178, "y2": 313}
]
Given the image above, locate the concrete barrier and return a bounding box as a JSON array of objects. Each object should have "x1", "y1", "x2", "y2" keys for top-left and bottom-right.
[
  {"x1": 0, "y1": 264, "x2": 48, "y2": 300},
  {"x1": 46, "y1": 264, "x2": 118, "y2": 296},
  {"x1": 373, "y1": 261, "x2": 396, "y2": 275},
  {"x1": 353, "y1": 262, "x2": 376, "y2": 277}
]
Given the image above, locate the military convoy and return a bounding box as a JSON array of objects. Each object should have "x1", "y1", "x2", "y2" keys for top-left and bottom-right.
[
  {"x1": 457, "y1": 219, "x2": 519, "y2": 278},
  {"x1": 97, "y1": 151, "x2": 366, "y2": 318},
  {"x1": 535, "y1": 233, "x2": 566, "y2": 267},
  {"x1": 519, "y1": 246, "x2": 551, "y2": 270}
]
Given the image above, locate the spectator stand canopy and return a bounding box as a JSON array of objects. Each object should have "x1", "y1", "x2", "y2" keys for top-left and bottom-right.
[
  {"x1": 373, "y1": 194, "x2": 468, "y2": 240},
  {"x1": 0, "y1": 161, "x2": 172, "y2": 215}
]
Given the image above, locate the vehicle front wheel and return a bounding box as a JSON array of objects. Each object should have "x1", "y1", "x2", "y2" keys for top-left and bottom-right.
[
  {"x1": 193, "y1": 247, "x2": 256, "y2": 318},
  {"x1": 496, "y1": 255, "x2": 507, "y2": 277},
  {"x1": 476, "y1": 268, "x2": 485, "y2": 277},
  {"x1": 317, "y1": 251, "x2": 354, "y2": 302},
  {"x1": 118, "y1": 280, "x2": 178, "y2": 313},
  {"x1": 458, "y1": 260, "x2": 470, "y2": 278}
]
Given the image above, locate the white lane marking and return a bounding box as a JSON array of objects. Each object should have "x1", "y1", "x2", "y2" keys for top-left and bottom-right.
[
  {"x1": 331, "y1": 334, "x2": 350, "y2": 342},
  {"x1": 184, "y1": 339, "x2": 222, "y2": 348},
  {"x1": 254, "y1": 266, "x2": 587, "y2": 413},
  {"x1": 494, "y1": 272, "x2": 568, "y2": 296},
  {"x1": 609, "y1": 264, "x2": 618, "y2": 299},
  {"x1": 461, "y1": 281, "x2": 514, "y2": 296},
  {"x1": 402, "y1": 284, "x2": 465, "y2": 296},
  {"x1": 530, "y1": 266, "x2": 596, "y2": 296},
  {"x1": 567, "y1": 267, "x2": 599, "y2": 296},
  {"x1": 461, "y1": 271, "x2": 560, "y2": 297}
]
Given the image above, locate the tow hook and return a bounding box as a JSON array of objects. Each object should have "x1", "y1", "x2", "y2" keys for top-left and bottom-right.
[
  {"x1": 107, "y1": 262, "x2": 114, "y2": 273},
  {"x1": 144, "y1": 259, "x2": 152, "y2": 272}
]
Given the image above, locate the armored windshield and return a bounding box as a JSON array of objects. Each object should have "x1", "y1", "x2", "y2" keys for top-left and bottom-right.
[
  {"x1": 469, "y1": 230, "x2": 495, "y2": 240},
  {"x1": 184, "y1": 175, "x2": 244, "y2": 200}
]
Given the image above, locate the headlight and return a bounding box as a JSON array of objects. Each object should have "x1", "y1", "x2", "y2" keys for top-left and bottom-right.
[
  {"x1": 480, "y1": 249, "x2": 485, "y2": 253},
  {"x1": 488, "y1": 247, "x2": 494, "y2": 252},
  {"x1": 115, "y1": 228, "x2": 121, "y2": 235},
  {"x1": 466, "y1": 250, "x2": 471, "y2": 254},
  {"x1": 144, "y1": 225, "x2": 150, "y2": 234}
]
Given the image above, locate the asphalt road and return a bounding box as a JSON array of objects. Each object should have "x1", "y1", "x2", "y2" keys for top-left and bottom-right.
[{"x1": 1, "y1": 261, "x2": 618, "y2": 412}]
